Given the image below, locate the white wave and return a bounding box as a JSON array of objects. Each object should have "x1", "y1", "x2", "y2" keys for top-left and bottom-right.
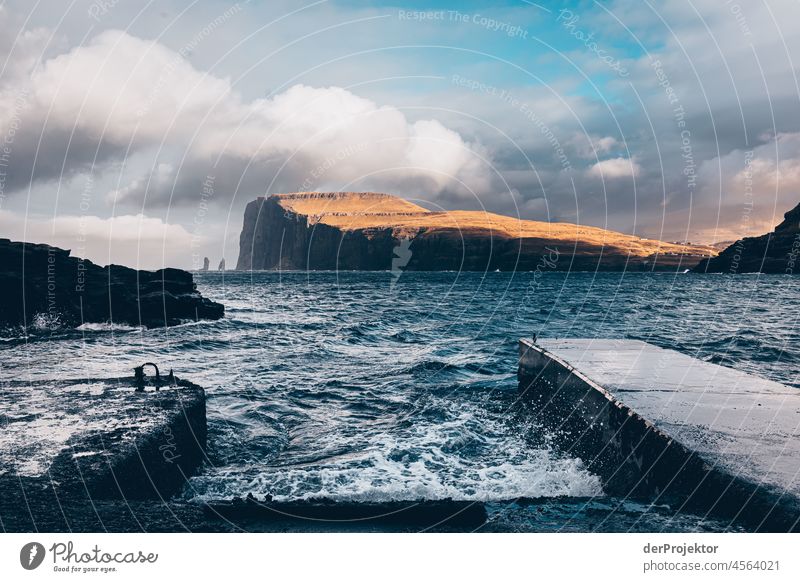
[
  {"x1": 187, "y1": 406, "x2": 603, "y2": 503},
  {"x1": 31, "y1": 312, "x2": 63, "y2": 331},
  {"x1": 76, "y1": 322, "x2": 144, "y2": 332},
  {"x1": 188, "y1": 447, "x2": 601, "y2": 503},
  {"x1": 64, "y1": 382, "x2": 107, "y2": 396}
]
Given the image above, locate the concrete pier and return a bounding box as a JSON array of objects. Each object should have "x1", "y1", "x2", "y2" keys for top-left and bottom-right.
[
  {"x1": 518, "y1": 338, "x2": 800, "y2": 532},
  {"x1": 0, "y1": 374, "x2": 206, "y2": 504}
]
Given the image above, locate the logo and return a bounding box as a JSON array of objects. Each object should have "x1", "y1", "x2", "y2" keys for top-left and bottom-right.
[
  {"x1": 390, "y1": 237, "x2": 413, "y2": 291},
  {"x1": 20, "y1": 542, "x2": 46, "y2": 570}
]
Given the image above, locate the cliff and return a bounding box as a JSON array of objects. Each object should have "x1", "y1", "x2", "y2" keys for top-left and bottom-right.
[
  {"x1": 693, "y1": 202, "x2": 800, "y2": 273},
  {"x1": 237, "y1": 192, "x2": 716, "y2": 271},
  {"x1": 0, "y1": 238, "x2": 224, "y2": 329}
]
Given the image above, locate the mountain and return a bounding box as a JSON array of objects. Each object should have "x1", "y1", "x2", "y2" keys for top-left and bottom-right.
[
  {"x1": 0, "y1": 238, "x2": 224, "y2": 330},
  {"x1": 237, "y1": 192, "x2": 716, "y2": 272},
  {"x1": 693, "y1": 202, "x2": 800, "y2": 274}
]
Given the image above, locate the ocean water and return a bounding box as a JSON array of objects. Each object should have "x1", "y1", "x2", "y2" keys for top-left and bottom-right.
[{"x1": 3, "y1": 271, "x2": 798, "y2": 531}]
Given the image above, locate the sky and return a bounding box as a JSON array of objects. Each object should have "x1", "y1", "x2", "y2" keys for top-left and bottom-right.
[{"x1": 1, "y1": 0, "x2": 799, "y2": 269}]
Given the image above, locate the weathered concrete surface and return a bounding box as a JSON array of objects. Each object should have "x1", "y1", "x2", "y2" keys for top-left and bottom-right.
[
  {"x1": 0, "y1": 496, "x2": 487, "y2": 532},
  {"x1": 518, "y1": 338, "x2": 800, "y2": 532},
  {"x1": 0, "y1": 375, "x2": 206, "y2": 504},
  {"x1": 204, "y1": 498, "x2": 488, "y2": 531}
]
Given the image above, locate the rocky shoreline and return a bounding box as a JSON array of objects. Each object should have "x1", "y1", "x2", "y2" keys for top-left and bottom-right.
[
  {"x1": 0, "y1": 238, "x2": 224, "y2": 330},
  {"x1": 693, "y1": 202, "x2": 800, "y2": 274}
]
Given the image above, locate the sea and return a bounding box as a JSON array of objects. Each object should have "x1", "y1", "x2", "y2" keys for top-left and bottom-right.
[{"x1": 3, "y1": 271, "x2": 798, "y2": 532}]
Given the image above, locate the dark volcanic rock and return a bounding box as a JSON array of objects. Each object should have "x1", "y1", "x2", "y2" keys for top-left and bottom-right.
[
  {"x1": 0, "y1": 238, "x2": 224, "y2": 329},
  {"x1": 693, "y1": 202, "x2": 800, "y2": 273},
  {"x1": 237, "y1": 192, "x2": 716, "y2": 272}
]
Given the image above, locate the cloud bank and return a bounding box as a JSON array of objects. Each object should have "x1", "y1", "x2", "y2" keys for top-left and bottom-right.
[{"x1": 1, "y1": 29, "x2": 493, "y2": 208}]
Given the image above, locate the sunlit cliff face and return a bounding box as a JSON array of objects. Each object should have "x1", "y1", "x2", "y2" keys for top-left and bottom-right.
[{"x1": 237, "y1": 192, "x2": 716, "y2": 271}]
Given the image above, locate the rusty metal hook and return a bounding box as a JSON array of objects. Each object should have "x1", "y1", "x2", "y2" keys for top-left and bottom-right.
[{"x1": 133, "y1": 362, "x2": 161, "y2": 391}]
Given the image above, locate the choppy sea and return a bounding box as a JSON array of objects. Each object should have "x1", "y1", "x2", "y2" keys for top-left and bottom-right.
[{"x1": 3, "y1": 271, "x2": 798, "y2": 531}]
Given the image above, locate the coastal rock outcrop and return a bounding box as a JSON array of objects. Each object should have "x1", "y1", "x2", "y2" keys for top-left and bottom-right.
[
  {"x1": 237, "y1": 192, "x2": 716, "y2": 271},
  {"x1": 0, "y1": 238, "x2": 224, "y2": 329},
  {"x1": 693, "y1": 202, "x2": 800, "y2": 273}
]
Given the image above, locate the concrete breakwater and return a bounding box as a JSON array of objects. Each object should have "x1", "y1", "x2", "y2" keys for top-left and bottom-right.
[
  {"x1": 0, "y1": 369, "x2": 488, "y2": 532},
  {"x1": 518, "y1": 338, "x2": 800, "y2": 532},
  {"x1": 0, "y1": 371, "x2": 208, "y2": 531},
  {"x1": 0, "y1": 373, "x2": 207, "y2": 500}
]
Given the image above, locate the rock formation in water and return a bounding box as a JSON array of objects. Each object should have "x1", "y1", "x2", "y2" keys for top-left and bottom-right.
[
  {"x1": 201, "y1": 257, "x2": 210, "y2": 271},
  {"x1": 218, "y1": 258, "x2": 226, "y2": 271},
  {"x1": 0, "y1": 238, "x2": 224, "y2": 330},
  {"x1": 693, "y1": 202, "x2": 800, "y2": 274},
  {"x1": 237, "y1": 192, "x2": 716, "y2": 272}
]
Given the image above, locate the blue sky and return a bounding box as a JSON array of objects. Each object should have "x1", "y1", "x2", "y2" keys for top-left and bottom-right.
[{"x1": 1, "y1": 0, "x2": 799, "y2": 267}]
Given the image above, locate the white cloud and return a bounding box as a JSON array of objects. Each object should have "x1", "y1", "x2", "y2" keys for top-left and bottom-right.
[
  {"x1": 587, "y1": 157, "x2": 641, "y2": 179},
  {"x1": 2, "y1": 29, "x2": 494, "y2": 205},
  {"x1": 568, "y1": 133, "x2": 619, "y2": 159},
  {"x1": 0, "y1": 210, "x2": 196, "y2": 269},
  {"x1": 594, "y1": 136, "x2": 618, "y2": 154}
]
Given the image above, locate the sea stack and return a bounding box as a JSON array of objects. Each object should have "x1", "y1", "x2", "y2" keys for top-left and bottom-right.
[
  {"x1": 236, "y1": 192, "x2": 715, "y2": 271},
  {"x1": 693, "y1": 201, "x2": 800, "y2": 273}
]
